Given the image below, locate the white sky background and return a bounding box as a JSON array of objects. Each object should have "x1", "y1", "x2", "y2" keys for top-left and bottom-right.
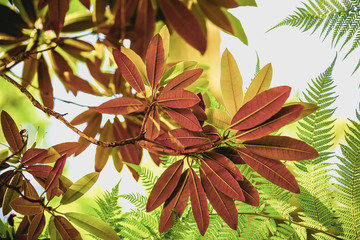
[{"x1": 42, "y1": 0, "x2": 359, "y2": 210}]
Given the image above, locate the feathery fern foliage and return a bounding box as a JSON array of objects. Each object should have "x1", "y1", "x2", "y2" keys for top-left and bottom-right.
[
  {"x1": 335, "y1": 109, "x2": 360, "y2": 239},
  {"x1": 270, "y1": 0, "x2": 360, "y2": 72}
]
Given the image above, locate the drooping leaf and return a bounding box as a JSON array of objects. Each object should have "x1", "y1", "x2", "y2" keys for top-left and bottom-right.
[
  {"x1": 15, "y1": 215, "x2": 30, "y2": 238},
  {"x1": 61, "y1": 172, "x2": 99, "y2": 204},
  {"x1": 158, "y1": 0, "x2": 207, "y2": 54},
  {"x1": 113, "y1": 49, "x2": 146, "y2": 95},
  {"x1": 38, "y1": 55, "x2": 54, "y2": 109},
  {"x1": 85, "y1": 59, "x2": 110, "y2": 89},
  {"x1": 224, "y1": 10, "x2": 248, "y2": 45},
  {"x1": 163, "y1": 107, "x2": 202, "y2": 131},
  {"x1": 48, "y1": 216, "x2": 62, "y2": 240},
  {"x1": 42, "y1": 142, "x2": 80, "y2": 163},
  {"x1": 22, "y1": 57, "x2": 38, "y2": 87},
  {"x1": 199, "y1": 167, "x2": 238, "y2": 230},
  {"x1": 145, "y1": 107, "x2": 160, "y2": 140},
  {"x1": 243, "y1": 63, "x2": 272, "y2": 104},
  {"x1": 163, "y1": 68, "x2": 203, "y2": 92},
  {"x1": 158, "y1": 90, "x2": 200, "y2": 108},
  {"x1": 95, "y1": 121, "x2": 113, "y2": 172},
  {"x1": 45, "y1": 154, "x2": 67, "y2": 193},
  {"x1": 156, "y1": 128, "x2": 209, "y2": 150},
  {"x1": 65, "y1": 212, "x2": 120, "y2": 240},
  {"x1": 27, "y1": 212, "x2": 46, "y2": 240},
  {"x1": 94, "y1": 97, "x2": 146, "y2": 115},
  {"x1": 205, "y1": 108, "x2": 231, "y2": 129},
  {"x1": 236, "y1": 104, "x2": 304, "y2": 140},
  {"x1": 146, "y1": 34, "x2": 165, "y2": 90},
  {"x1": 75, "y1": 113, "x2": 102, "y2": 156},
  {"x1": 146, "y1": 160, "x2": 184, "y2": 212},
  {"x1": 63, "y1": 72, "x2": 100, "y2": 96},
  {"x1": 200, "y1": 158, "x2": 244, "y2": 200},
  {"x1": 243, "y1": 136, "x2": 318, "y2": 160},
  {"x1": 198, "y1": 0, "x2": 233, "y2": 34},
  {"x1": 238, "y1": 177, "x2": 259, "y2": 206},
  {"x1": 237, "y1": 148, "x2": 300, "y2": 193},
  {"x1": 231, "y1": 86, "x2": 291, "y2": 130},
  {"x1": 23, "y1": 178, "x2": 40, "y2": 200},
  {"x1": 10, "y1": 197, "x2": 42, "y2": 216},
  {"x1": 48, "y1": 0, "x2": 70, "y2": 37},
  {"x1": 54, "y1": 215, "x2": 81, "y2": 240},
  {"x1": 21, "y1": 148, "x2": 48, "y2": 165},
  {"x1": 26, "y1": 164, "x2": 53, "y2": 178},
  {"x1": 1, "y1": 111, "x2": 23, "y2": 153},
  {"x1": 220, "y1": 49, "x2": 243, "y2": 116},
  {"x1": 2, "y1": 172, "x2": 21, "y2": 215}
]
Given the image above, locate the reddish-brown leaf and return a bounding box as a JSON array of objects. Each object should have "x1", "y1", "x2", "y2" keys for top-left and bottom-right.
[
  {"x1": 164, "y1": 108, "x2": 202, "y2": 131},
  {"x1": 211, "y1": 0, "x2": 239, "y2": 8},
  {"x1": 26, "y1": 164, "x2": 53, "y2": 178},
  {"x1": 243, "y1": 135, "x2": 318, "y2": 160},
  {"x1": 71, "y1": 109, "x2": 99, "y2": 125},
  {"x1": 75, "y1": 113, "x2": 102, "y2": 156},
  {"x1": 236, "y1": 104, "x2": 304, "y2": 141},
  {"x1": 45, "y1": 154, "x2": 67, "y2": 193},
  {"x1": 21, "y1": 148, "x2": 48, "y2": 165},
  {"x1": 54, "y1": 215, "x2": 81, "y2": 240},
  {"x1": 203, "y1": 152, "x2": 243, "y2": 181},
  {"x1": 191, "y1": 104, "x2": 207, "y2": 122},
  {"x1": 147, "y1": 160, "x2": 183, "y2": 212},
  {"x1": 1, "y1": 111, "x2": 23, "y2": 153},
  {"x1": 23, "y1": 178, "x2": 39, "y2": 200},
  {"x1": 159, "y1": 169, "x2": 190, "y2": 233},
  {"x1": 145, "y1": 107, "x2": 160, "y2": 140},
  {"x1": 28, "y1": 213, "x2": 46, "y2": 240},
  {"x1": 201, "y1": 157, "x2": 244, "y2": 201},
  {"x1": 48, "y1": 0, "x2": 70, "y2": 37},
  {"x1": 22, "y1": 57, "x2": 38, "y2": 87},
  {"x1": 38, "y1": 55, "x2": 54, "y2": 109},
  {"x1": 237, "y1": 148, "x2": 300, "y2": 193},
  {"x1": 95, "y1": 121, "x2": 113, "y2": 172},
  {"x1": 85, "y1": 59, "x2": 110, "y2": 89},
  {"x1": 15, "y1": 215, "x2": 29, "y2": 237},
  {"x1": 158, "y1": 0, "x2": 207, "y2": 54},
  {"x1": 113, "y1": 49, "x2": 146, "y2": 95},
  {"x1": 198, "y1": 0, "x2": 233, "y2": 34},
  {"x1": 63, "y1": 72, "x2": 99, "y2": 96},
  {"x1": 149, "y1": 152, "x2": 161, "y2": 166},
  {"x1": 188, "y1": 168, "x2": 209, "y2": 235},
  {"x1": 202, "y1": 125, "x2": 220, "y2": 141},
  {"x1": 94, "y1": 97, "x2": 146, "y2": 115},
  {"x1": 199, "y1": 167, "x2": 238, "y2": 230},
  {"x1": 238, "y1": 178, "x2": 259, "y2": 206},
  {"x1": 163, "y1": 68, "x2": 203, "y2": 92},
  {"x1": 2, "y1": 172, "x2": 21, "y2": 215},
  {"x1": 79, "y1": 0, "x2": 90, "y2": 9},
  {"x1": 214, "y1": 147, "x2": 246, "y2": 164},
  {"x1": 158, "y1": 90, "x2": 200, "y2": 108},
  {"x1": 146, "y1": 34, "x2": 164, "y2": 90},
  {"x1": 230, "y1": 86, "x2": 291, "y2": 130},
  {"x1": 10, "y1": 197, "x2": 42, "y2": 215},
  {"x1": 138, "y1": 140, "x2": 179, "y2": 156},
  {"x1": 0, "y1": 5, "x2": 28, "y2": 37},
  {"x1": 42, "y1": 142, "x2": 80, "y2": 163}
]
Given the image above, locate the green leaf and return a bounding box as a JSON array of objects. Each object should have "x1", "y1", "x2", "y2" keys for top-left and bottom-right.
[
  {"x1": 224, "y1": 11, "x2": 248, "y2": 45},
  {"x1": 61, "y1": 172, "x2": 99, "y2": 204},
  {"x1": 244, "y1": 63, "x2": 272, "y2": 104},
  {"x1": 65, "y1": 212, "x2": 120, "y2": 240},
  {"x1": 235, "y1": 0, "x2": 257, "y2": 6},
  {"x1": 160, "y1": 61, "x2": 198, "y2": 86}
]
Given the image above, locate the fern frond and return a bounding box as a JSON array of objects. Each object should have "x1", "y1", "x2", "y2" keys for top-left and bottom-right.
[
  {"x1": 334, "y1": 112, "x2": 360, "y2": 239},
  {"x1": 119, "y1": 193, "x2": 147, "y2": 211},
  {"x1": 137, "y1": 166, "x2": 158, "y2": 193},
  {"x1": 239, "y1": 216, "x2": 276, "y2": 240},
  {"x1": 271, "y1": 223, "x2": 307, "y2": 240}
]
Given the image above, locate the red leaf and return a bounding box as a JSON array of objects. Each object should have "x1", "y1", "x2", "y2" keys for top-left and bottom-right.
[
  {"x1": 23, "y1": 178, "x2": 39, "y2": 200},
  {"x1": 231, "y1": 86, "x2": 291, "y2": 130},
  {"x1": 79, "y1": 0, "x2": 90, "y2": 9},
  {"x1": 113, "y1": 49, "x2": 146, "y2": 95},
  {"x1": 238, "y1": 178, "x2": 259, "y2": 206},
  {"x1": 214, "y1": 147, "x2": 246, "y2": 164},
  {"x1": 158, "y1": 0, "x2": 207, "y2": 54},
  {"x1": 63, "y1": 72, "x2": 99, "y2": 96},
  {"x1": 137, "y1": 140, "x2": 178, "y2": 156},
  {"x1": 203, "y1": 152, "x2": 243, "y2": 181},
  {"x1": 10, "y1": 197, "x2": 42, "y2": 216},
  {"x1": 95, "y1": 121, "x2": 113, "y2": 172},
  {"x1": 211, "y1": 0, "x2": 239, "y2": 8},
  {"x1": 22, "y1": 57, "x2": 38, "y2": 87},
  {"x1": 54, "y1": 216, "x2": 81, "y2": 240},
  {"x1": 28, "y1": 213, "x2": 46, "y2": 240},
  {"x1": 202, "y1": 125, "x2": 220, "y2": 141},
  {"x1": 158, "y1": 90, "x2": 200, "y2": 108},
  {"x1": 188, "y1": 168, "x2": 209, "y2": 235},
  {"x1": 42, "y1": 142, "x2": 80, "y2": 163},
  {"x1": 199, "y1": 167, "x2": 238, "y2": 230},
  {"x1": 159, "y1": 170, "x2": 190, "y2": 233},
  {"x1": 45, "y1": 155, "x2": 67, "y2": 194},
  {"x1": 38, "y1": 55, "x2": 54, "y2": 109},
  {"x1": 1, "y1": 111, "x2": 23, "y2": 153},
  {"x1": 163, "y1": 68, "x2": 203, "y2": 92},
  {"x1": 48, "y1": 0, "x2": 70, "y2": 37},
  {"x1": 75, "y1": 113, "x2": 102, "y2": 156},
  {"x1": 243, "y1": 135, "x2": 318, "y2": 160},
  {"x1": 15, "y1": 215, "x2": 29, "y2": 237},
  {"x1": 149, "y1": 152, "x2": 161, "y2": 166},
  {"x1": 85, "y1": 59, "x2": 110, "y2": 89},
  {"x1": 164, "y1": 108, "x2": 202, "y2": 131},
  {"x1": 146, "y1": 160, "x2": 184, "y2": 212},
  {"x1": 236, "y1": 104, "x2": 304, "y2": 141},
  {"x1": 94, "y1": 97, "x2": 146, "y2": 115},
  {"x1": 237, "y1": 148, "x2": 300, "y2": 193},
  {"x1": 201, "y1": 158, "x2": 244, "y2": 201},
  {"x1": 146, "y1": 34, "x2": 165, "y2": 90},
  {"x1": 21, "y1": 149, "x2": 48, "y2": 165},
  {"x1": 145, "y1": 107, "x2": 160, "y2": 140},
  {"x1": 26, "y1": 164, "x2": 53, "y2": 178}
]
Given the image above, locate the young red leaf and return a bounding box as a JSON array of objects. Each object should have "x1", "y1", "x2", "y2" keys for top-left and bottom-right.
[
  {"x1": 163, "y1": 68, "x2": 203, "y2": 92},
  {"x1": 26, "y1": 164, "x2": 53, "y2": 178},
  {"x1": 10, "y1": 197, "x2": 42, "y2": 216},
  {"x1": 188, "y1": 168, "x2": 209, "y2": 235},
  {"x1": 42, "y1": 142, "x2": 80, "y2": 163},
  {"x1": 95, "y1": 121, "x2": 113, "y2": 172},
  {"x1": 54, "y1": 215, "x2": 81, "y2": 240},
  {"x1": 45, "y1": 154, "x2": 67, "y2": 193},
  {"x1": 48, "y1": 0, "x2": 70, "y2": 37},
  {"x1": 163, "y1": 107, "x2": 202, "y2": 131},
  {"x1": 38, "y1": 55, "x2": 54, "y2": 109},
  {"x1": 237, "y1": 148, "x2": 300, "y2": 193},
  {"x1": 238, "y1": 178, "x2": 259, "y2": 206},
  {"x1": 113, "y1": 49, "x2": 146, "y2": 95},
  {"x1": 145, "y1": 107, "x2": 160, "y2": 140},
  {"x1": 203, "y1": 152, "x2": 243, "y2": 181},
  {"x1": 158, "y1": 0, "x2": 207, "y2": 54},
  {"x1": 201, "y1": 158, "x2": 244, "y2": 201},
  {"x1": 198, "y1": 0, "x2": 233, "y2": 34},
  {"x1": 199, "y1": 167, "x2": 238, "y2": 230},
  {"x1": 158, "y1": 90, "x2": 200, "y2": 108},
  {"x1": 230, "y1": 86, "x2": 291, "y2": 130},
  {"x1": 243, "y1": 135, "x2": 318, "y2": 160},
  {"x1": 94, "y1": 97, "x2": 146, "y2": 115},
  {"x1": 236, "y1": 104, "x2": 304, "y2": 141},
  {"x1": 147, "y1": 160, "x2": 184, "y2": 212},
  {"x1": 21, "y1": 148, "x2": 48, "y2": 166},
  {"x1": 1, "y1": 111, "x2": 23, "y2": 153},
  {"x1": 146, "y1": 34, "x2": 165, "y2": 90},
  {"x1": 28, "y1": 212, "x2": 46, "y2": 240},
  {"x1": 159, "y1": 170, "x2": 190, "y2": 233}
]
